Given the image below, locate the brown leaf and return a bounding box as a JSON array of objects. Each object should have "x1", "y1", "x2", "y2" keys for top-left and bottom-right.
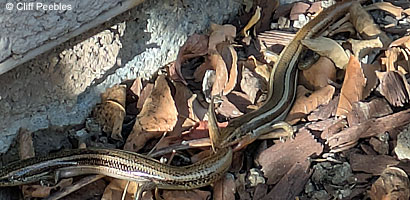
[
  {"x1": 249, "y1": 55, "x2": 271, "y2": 82},
  {"x1": 365, "y1": 2, "x2": 403, "y2": 19},
  {"x1": 307, "y1": 2, "x2": 322, "y2": 14},
  {"x1": 22, "y1": 178, "x2": 73, "y2": 198},
  {"x1": 369, "y1": 167, "x2": 410, "y2": 200},
  {"x1": 362, "y1": 63, "x2": 380, "y2": 98},
  {"x1": 93, "y1": 85, "x2": 126, "y2": 141},
  {"x1": 347, "y1": 37, "x2": 383, "y2": 58},
  {"x1": 137, "y1": 83, "x2": 154, "y2": 109},
  {"x1": 349, "y1": 2, "x2": 391, "y2": 46},
  {"x1": 301, "y1": 36, "x2": 349, "y2": 69},
  {"x1": 290, "y1": 2, "x2": 310, "y2": 20},
  {"x1": 256, "y1": 128, "x2": 323, "y2": 184},
  {"x1": 226, "y1": 91, "x2": 253, "y2": 114},
  {"x1": 213, "y1": 173, "x2": 236, "y2": 200},
  {"x1": 286, "y1": 85, "x2": 335, "y2": 124},
  {"x1": 241, "y1": 6, "x2": 261, "y2": 37},
  {"x1": 162, "y1": 189, "x2": 210, "y2": 200},
  {"x1": 377, "y1": 70, "x2": 410, "y2": 107},
  {"x1": 124, "y1": 75, "x2": 178, "y2": 152},
  {"x1": 240, "y1": 67, "x2": 264, "y2": 104},
  {"x1": 17, "y1": 128, "x2": 34, "y2": 159},
  {"x1": 216, "y1": 95, "x2": 244, "y2": 118},
  {"x1": 194, "y1": 57, "x2": 213, "y2": 82},
  {"x1": 301, "y1": 56, "x2": 336, "y2": 90},
  {"x1": 173, "y1": 34, "x2": 209, "y2": 84},
  {"x1": 169, "y1": 82, "x2": 200, "y2": 136},
  {"x1": 102, "y1": 179, "x2": 152, "y2": 200},
  {"x1": 254, "y1": 0, "x2": 279, "y2": 33},
  {"x1": 130, "y1": 77, "x2": 143, "y2": 97},
  {"x1": 209, "y1": 24, "x2": 236, "y2": 52},
  {"x1": 210, "y1": 53, "x2": 229, "y2": 97},
  {"x1": 307, "y1": 95, "x2": 339, "y2": 121},
  {"x1": 336, "y1": 55, "x2": 366, "y2": 117},
  {"x1": 217, "y1": 43, "x2": 238, "y2": 95}
]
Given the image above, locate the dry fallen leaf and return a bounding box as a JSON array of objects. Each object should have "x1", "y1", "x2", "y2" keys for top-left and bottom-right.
[
  {"x1": 249, "y1": 55, "x2": 271, "y2": 82},
  {"x1": 365, "y1": 2, "x2": 403, "y2": 19},
  {"x1": 350, "y1": 154, "x2": 400, "y2": 175},
  {"x1": 209, "y1": 23, "x2": 236, "y2": 52},
  {"x1": 240, "y1": 67, "x2": 265, "y2": 104},
  {"x1": 210, "y1": 53, "x2": 229, "y2": 97},
  {"x1": 301, "y1": 56, "x2": 336, "y2": 90},
  {"x1": 347, "y1": 37, "x2": 383, "y2": 58},
  {"x1": 172, "y1": 34, "x2": 209, "y2": 84},
  {"x1": 213, "y1": 173, "x2": 236, "y2": 200},
  {"x1": 18, "y1": 128, "x2": 34, "y2": 159},
  {"x1": 93, "y1": 84, "x2": 126, "y2": 141},
  {"x1": 301, "y1": 36, "x2": 349, "y2": 69},
  {"x1": 289, "y1": 2, "x2": 310, "y2": 20},
  {"x1": 22, "y1": 179, "x2": 73, "y2": 198},
  {"x1": 254, "y1": 0, "x2": 279, "y2": 33},
  {"x1": 349, "y1": 2, "x2": 391, "y2": 46},
  {"x1": 137, "y1": 83, "x2": 153, "y2": 109},
  {"x1": 368, "y1": 167, "x2": 410, "y2": 200},
  {"x1": 170, "y1": 82, "x2": 200, "y2": 136},
  {"x1": 124, "y1": 75, "x2": 178, "y2": 152},
  {"x1": 336, "y1": 55, "x2": 366, "y2": 117},
  {"x1": 286, "y1": 85, "x2": 335, "y2": 124},
  {"x1": 362, "y1": 63, "x2": 380, "y2": 98},
  {"x1": 130, "y1": 77, "x2": 143, "y2": 97},
  {"x1": 217, "y1": 95, "x2": 244, "y2": 118},
  {"x1": 101, "y1": 179, "x2": 150, "y2": 200},
  {"x1": 217, "y1": 43, "x2": 238, "y2": 95},
  {"x1": 241, "y1": 6, "x2": 261, "y2": 37}
]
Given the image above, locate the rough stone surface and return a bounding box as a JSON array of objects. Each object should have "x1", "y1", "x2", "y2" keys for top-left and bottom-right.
[
  {"x1": 395, "y1": 123, "x2": 410, "y2": 160},
  {"x1": 0, "y1": 0, "x2": 240, "y2": 153},
  {"x1": 0, "y1": 0, "x2": 121, "y2": 62}
]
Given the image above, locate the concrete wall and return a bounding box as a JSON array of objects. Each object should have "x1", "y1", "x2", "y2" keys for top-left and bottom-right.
[{"x1": 0, "y1": 0, "x2": 240, "y2": 153}]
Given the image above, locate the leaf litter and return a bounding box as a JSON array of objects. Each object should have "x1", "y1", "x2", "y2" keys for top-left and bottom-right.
[{"x1": 4, "y1": 1, "x2": 410, "y2": 200}]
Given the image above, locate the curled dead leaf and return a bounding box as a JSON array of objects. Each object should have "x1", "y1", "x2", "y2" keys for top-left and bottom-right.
[
  {"x1": 301, "y1": 36, "x2": 349, "y2": 69},
  {"x1": 93, "y1": 85, "x2": 126, "y2": 141},
  {"x1": 347, "y1": 37, "x2": 383, "y2": 58},
  {"x1": 241, "y1": 6, "x2": 261, "y2": 37},
  {"x1": 286, "y1": 85, "x2": 335, "y2": 124},
  {"x1": 301, "y1": 56, "x2": 336, "y2": 90},
  {"x1": 368, "y1": 167, "x2": 410, "y2": 200},
  {"x1": 209, "y1": 24, "x2": 236, "y2": 52},
  {"x1": 365, "y1": 2, "x2": 403, "y2": 19},
  {"x1": 336, "y1": 55, "x2": 366, "y2": 117},
  {"x1": 349, "y1": 2, "x2": 391, "y2": 46},
  {"x1": 124, "y1": 75, "x2": 178, "y2": 152},
  {"x1": 210, "y1": 53, "x2": 228, "y2": 97},
  {"x1": 172, "y1": 34, "x2": 209, "y2": 84},
  {"x1": 217, "y1": 43, "x2": 238, "y2": 95}
]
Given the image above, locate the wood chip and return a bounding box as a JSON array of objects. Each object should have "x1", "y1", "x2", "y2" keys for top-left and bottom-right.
[
  {"x1": 350, "y1": 154, "x2": 399, "y2": 175},
  {"x1": 261, "y1": 159, "x2": 311, "y2": 200},
  {"x1": 377, "y1": 70, "x2": 410, "y2": 107},
  {"x1": 256, "y1": 128, "x2": 323, "y2": 184}
]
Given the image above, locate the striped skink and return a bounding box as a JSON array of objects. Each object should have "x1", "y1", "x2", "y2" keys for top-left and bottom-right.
[{"x1": 0, "y1": 0, "x2": 362, "y2": 195}]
